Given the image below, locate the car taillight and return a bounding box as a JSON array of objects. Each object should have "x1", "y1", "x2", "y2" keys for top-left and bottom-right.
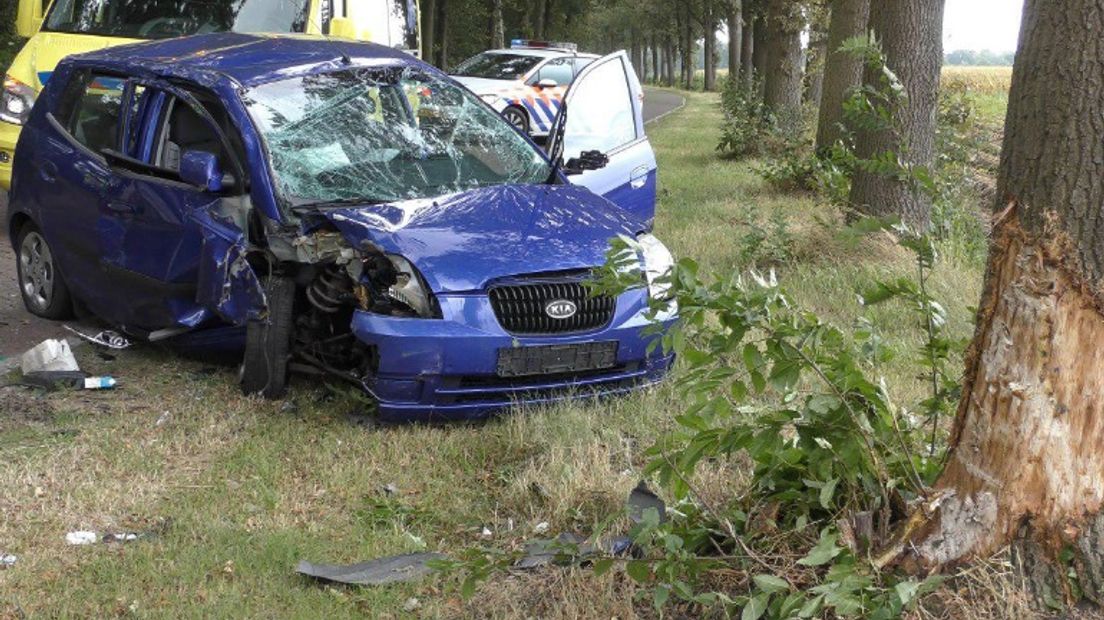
[{"x1": 1, "y1": 75, "x2": 36, "y2": 126}]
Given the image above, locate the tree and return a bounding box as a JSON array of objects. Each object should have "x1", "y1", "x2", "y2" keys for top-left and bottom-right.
[
  {"x1": 814, "y1": 0, "x2": 870, "y2": 153},
  {"x1": 891, "y1": 0, "x2": 1104, "y2": 609},
  {"x1": 727, "y1": 0, "x2": 743, "y2": 81},
  {"x1": 803, "y1": 3, "x2": 830, "y2": 107},
  {"x1": 490, "y1": 0, "x2": 505, "y2": 49},
  {"x1": 761, "y1": 0, "x2": 804, "y2": 122},
  {"x1": 741, "y1": 4, "x2": 755, "y2": 90},
  {"x1": 847, "y1": 0, "x2": 944, "y2": 230}
]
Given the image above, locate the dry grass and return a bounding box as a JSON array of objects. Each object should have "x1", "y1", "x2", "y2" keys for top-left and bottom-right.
[{"x1": 942, "y1": 66, "x2": 1013, "y2": 97}]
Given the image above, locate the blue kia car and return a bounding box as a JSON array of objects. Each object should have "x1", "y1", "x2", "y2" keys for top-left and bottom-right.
[{"x1": 5, "y1": 34, "x2": 676, "y2": 421}]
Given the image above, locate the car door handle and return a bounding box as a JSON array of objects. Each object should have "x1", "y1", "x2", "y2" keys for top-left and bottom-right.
[
  {"x1": 630, "y1": 166, "x2": 650, "y2": 190},
  {"x1": 38, "y1": 160, "x2": 58, "y2": 183},
  {"x1": 106, "y1": 200, "x2": 142, "y2": 216}
]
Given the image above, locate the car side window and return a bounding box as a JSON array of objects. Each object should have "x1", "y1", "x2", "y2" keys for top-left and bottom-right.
[
  {"x1": 65, "y1": 73, "x2": 127, "y2": 155},
  {"x1": 536, "y1": 58, "x2": 573, "y2": 86},
  {"x1": 149, "y1": 92, "x2": 245, "y2": 184},
  {"x1": 562, "y1": 57, "x2": 637, "y2": 160}
]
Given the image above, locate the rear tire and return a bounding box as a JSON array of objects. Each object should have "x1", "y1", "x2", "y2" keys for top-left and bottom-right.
[
  {"x1": 502, "y1": 106, "x2": 530, "y2": 134},
  {"x1": 240, "y1": 275, "x2": 295, "y2": 399},
  {"x1": 15, "y1": 222, "x2": 73, "y2": 320}
]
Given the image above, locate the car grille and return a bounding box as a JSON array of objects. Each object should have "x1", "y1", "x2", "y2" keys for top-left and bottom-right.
[{"x1": 489, "y1": 280, "x2": 616, "y2": 335}]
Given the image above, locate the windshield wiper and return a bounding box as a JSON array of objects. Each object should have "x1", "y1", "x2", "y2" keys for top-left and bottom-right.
[
  {"x1": 291, "y1": 197, "x2": 390, "y2": 210},
  {"x1": 545, "y1": 105, "x2": 568, "y2": 185}
]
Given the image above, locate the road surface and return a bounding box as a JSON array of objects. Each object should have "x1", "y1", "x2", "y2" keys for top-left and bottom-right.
[{"x1": 643, "y1": 88, "x2": 685, "y2": 125}]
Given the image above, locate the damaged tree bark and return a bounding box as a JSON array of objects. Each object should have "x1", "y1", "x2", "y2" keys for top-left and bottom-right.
[{"x1": 894, "y1": 0, "x2": 1104, "y2": 610}]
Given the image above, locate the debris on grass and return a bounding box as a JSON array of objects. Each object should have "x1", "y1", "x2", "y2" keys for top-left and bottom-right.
[
  {"x1": 21, "y1": 371, "x2": 117, "y2": 391},
  {"x1": 532, "y1": 521, "x2": 550, "y2": 535},
  {"x1": 513, "y1": 533, "x2": 634, "y2": 570},
  {"x1": 65, "y1": 531, "x2": 98, "y2": 545},
  {"x1": 0, "y1": 553, "x2": 15, "y2": 568},
  {"x1": 21, "y1": 339, "x2": 79, "y2": 374},
  {"x1": 627, "y1": 480, "x2": 666, "y2": 524},
  {"x1": 63, "y1": 326, "x2": 131, "y2": 350},
  {"x1": 297, "y1": 552, "x2": 447, "y2": 586}
]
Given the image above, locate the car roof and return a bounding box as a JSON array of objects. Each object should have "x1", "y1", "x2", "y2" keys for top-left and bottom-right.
[
  {"x1": 63, "y1": 33, "x2": 424, "y2": 88},
  {"x1": 478, "y1": 48, "x2": 601, "y2": 60}
]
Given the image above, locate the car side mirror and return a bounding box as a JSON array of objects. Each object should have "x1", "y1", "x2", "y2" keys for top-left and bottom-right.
[
  {"x1": 562, "y1": 150, "x2": 609, "y2": 176},
  {"x1": 536, "y1": 78, "x2": 559, "y2": 88},
  {"x1": 180, "y1": 150, "x2": 223, "y2": 192}
]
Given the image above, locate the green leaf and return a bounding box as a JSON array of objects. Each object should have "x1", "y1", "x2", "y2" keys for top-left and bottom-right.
[
  {"x1": 819, "y1": 478, "x2": 839, "y2": 510},
  {"x1": 592, "y1": 558, "x2": 614, "y2": 577},
  {"x1": 461, "y1": 575, "x2": 478, "y2": 599},
  {"x1": 895, "y1": 580, "x2": 921, "y2": 607},
  {"x1": 798, "y1": 530, "x2": 842, "y2": 566},
  {"x1": 798, "y1": 593, "x2": 825, "y2": 618},
  {"x1": 752, "y1": 573, "x2": 790, "y2": 594},
  {"x1": 741, "y1": 592, "x2": 770, "y2": 620},
  {"x1": 653, "y1": 584, "x2": 670, "y2": 609},
  {"x1": 626, "y1": 560, "x2": 651, "y2": 583}
]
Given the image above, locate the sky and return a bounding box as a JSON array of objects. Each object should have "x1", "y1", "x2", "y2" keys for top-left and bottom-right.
[{"x1": 943, "y1": 0, "x2": 1024, "y2": 53}]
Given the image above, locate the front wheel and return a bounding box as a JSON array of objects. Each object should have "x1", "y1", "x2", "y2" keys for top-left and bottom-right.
[
  {"x1": 240, "y1": 275, "x2": 296, "y2": 399},
  {"x1": 15, "y1": 223, "x2": 73, "y2": 320},
  {"x1": 502, "y1": 106, "x2": 530, "y2": 134}
]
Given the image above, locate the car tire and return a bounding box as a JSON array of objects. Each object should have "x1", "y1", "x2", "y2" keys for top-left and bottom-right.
[
  {"x1": 15, "y1": 222, "x2": 73, "y2": 320},
  {"x1": 502, "y1": 106, "x2": 530, "y2": 134},
  {"x1": 240, "y1": 275, "x2": 296, "y2": 399}
]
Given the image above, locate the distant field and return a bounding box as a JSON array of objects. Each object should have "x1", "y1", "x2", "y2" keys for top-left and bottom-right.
[{"x1": 942, "y1": 65, "x2": 1013, "y2": 96}]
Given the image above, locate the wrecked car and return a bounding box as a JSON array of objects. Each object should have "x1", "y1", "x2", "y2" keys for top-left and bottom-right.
[{"x1": 5, "y1": 33, "x2": 675, "y2": 421}]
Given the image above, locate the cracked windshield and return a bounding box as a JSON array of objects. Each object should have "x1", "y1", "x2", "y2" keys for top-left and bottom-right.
[
  {"x1": 244, "y1": 67, "x2": 552, "y2": 206},
  {"x1": 43, "y1": 0, "x2": 311, "y2": 38}
]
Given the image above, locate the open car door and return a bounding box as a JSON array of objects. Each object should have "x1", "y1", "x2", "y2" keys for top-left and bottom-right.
[{"x1": 546, "y1": 51, "x2": 657, "y2": 226}]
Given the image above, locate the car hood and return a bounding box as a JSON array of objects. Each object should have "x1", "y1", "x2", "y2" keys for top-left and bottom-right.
[
  {"x1": 322, "y1": 184, "x2": 643, "y2": 293},
  {"x1": 451, "y1": 75, "x2": 512, "y2": 95}
]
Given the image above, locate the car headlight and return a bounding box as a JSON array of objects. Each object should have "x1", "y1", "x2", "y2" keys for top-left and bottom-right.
[
  {"x1": 637, "y1": 233, "x2": 674, "y2": 301},
  {"x1": 385, "y1": 255, "x2": 440, "y2": 318},
  {"x1": 1, "y1": 75, "x2": 35, "y2": 126}
]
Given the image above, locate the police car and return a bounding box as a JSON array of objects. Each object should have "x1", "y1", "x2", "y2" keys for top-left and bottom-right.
[{"x1": 452, "y1": 40, "x2": 599, "y2": 136}]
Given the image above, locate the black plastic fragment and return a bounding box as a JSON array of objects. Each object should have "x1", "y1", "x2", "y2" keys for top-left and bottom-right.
[
  {"x1": 297, "y1": 552, "x2": 446, "y2": 586},
  {"x1": 627, "y1": 480, "x2": 666, "y2": 524}
]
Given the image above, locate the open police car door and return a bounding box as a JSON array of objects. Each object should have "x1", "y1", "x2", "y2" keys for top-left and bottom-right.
[{"x1": 546, "y1": 51, "x2": 657, "y2": 226}]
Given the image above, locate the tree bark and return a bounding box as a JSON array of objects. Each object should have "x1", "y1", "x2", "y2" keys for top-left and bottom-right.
[
  {"x1": 651, "y1": 37, "x2": 660, "y2": 84},
  {"x1": 814, "y1": 0, "x2": 871, "y2": 153},
  {"x1": 681, "y1": 3, "x2": 696, "y2": 90},
  {"x1": 422, "y1": 0, "x2": 436, "y2": 62},
  {"x1": 703, "y1": 5, "x2": 718, "y2": 91},
  {"x1": 665, "y1": 35, "x2": 676, "y2": 86},
  {"x1": 490, "y1": 0, "x2": 505, "y2": 50},
  {"x1": 728, "y1": 0, "x2": 743, "y2": 83},
  {"x1": 847, "y1": 0, "x2": 944, "y2": 231},
  {"x1": 896, "y1": 0, "x2": 1104, "y2": 610},
  {"x1": 435, "y1": 0, "x2": 449, "y2": 68},
  {"x1": 534, "y1": 0, "x2": 546, "y2": 38},
  {"x1": 742, "y1": 10, "x2": 755, "y2": 91},
  {"x1": 751, "y1": 12, "x2": 768, "y2": 94},
  {"x1": 761, "y1": 0, "x2": 804, "y2": 122}
]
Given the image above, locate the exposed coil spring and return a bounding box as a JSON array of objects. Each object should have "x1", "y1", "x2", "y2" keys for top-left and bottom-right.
[{"x1": 305, "y1": 266, "x2": 353, "y2": 314}]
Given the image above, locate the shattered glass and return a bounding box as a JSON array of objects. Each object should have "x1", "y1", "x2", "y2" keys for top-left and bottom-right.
[{"x1": 244, "y1": 67, "x2": 551, "y2": 207}]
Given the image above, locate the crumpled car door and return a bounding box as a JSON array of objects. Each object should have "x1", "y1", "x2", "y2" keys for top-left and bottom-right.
[{"x1": 547, "y1": 51, "x2": 658, "y2": 226}]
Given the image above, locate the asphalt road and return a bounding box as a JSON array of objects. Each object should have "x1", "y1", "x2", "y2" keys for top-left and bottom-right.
[
  {"x1": 0, "y1": 91, "x2": 686, "y2": 364},
  {"x1": 643, "y1": 88, "x2": 686, "y2": 125}
]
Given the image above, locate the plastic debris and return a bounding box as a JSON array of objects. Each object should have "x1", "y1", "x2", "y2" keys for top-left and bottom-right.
[
  {"x1": 403, "y1": 598, "x2": 421, "y2": 612},
  {"x1": 102, "y1": 532, "x2": 140, "y2": 543},
  {"x1": 22, "y1": 371, "x2": 117, "y2": 391},
  {"x1": 0, "y1": 554, "x2": 16, "y2": 568},
  {"x1": 64, "y1": 326, "x2": 131, "y2": 350},
  {"x1": 514, "y1": 533, "x2": 634, "y2": 570},
  {"x1": 627, "y1": 480, "x2": 667, "y2": 524},
  {"x1": 532, "y1": 521, "x2": 550, "y2": 534},
  {"x1": 66, "y1": 531, "x2": 98, "y2": 545},
  {"x1": 297, "y1": 552, "x2": 446, "y2": 586},
  {"x1": 83, "y1": 377, "x2": 117, "y2": 390},
  {"x1": 21, "y1": 339, "x2": 79, "y2": 374}
]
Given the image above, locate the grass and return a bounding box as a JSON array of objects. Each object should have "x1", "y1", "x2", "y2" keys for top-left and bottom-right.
[{"x1": 0, "y1": 85, "x2": 1005, "y2": 617}]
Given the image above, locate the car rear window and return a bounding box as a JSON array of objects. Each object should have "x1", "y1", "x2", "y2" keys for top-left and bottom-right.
[{"x1": 452, "y1": 53, "x2": 542, "y2": 80}]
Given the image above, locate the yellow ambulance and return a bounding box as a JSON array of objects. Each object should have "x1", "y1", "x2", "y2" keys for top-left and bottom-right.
[{"x1": 1, "y1": 0, "x2": 420, "y2": 189}]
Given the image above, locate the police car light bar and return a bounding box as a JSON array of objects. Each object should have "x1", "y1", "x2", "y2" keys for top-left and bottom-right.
[{"x1": 510, "y1": 39, "x2": 578, "y2": 52}]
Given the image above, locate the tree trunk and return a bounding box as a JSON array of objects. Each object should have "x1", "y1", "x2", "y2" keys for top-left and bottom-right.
[
  {"x1": 742, "y1": 10, "x2": 755, "y2": 91},
  {"x1": 728, "y1": 0, "x2": 743, "y2": 84},
  {"x1": 490, "y1": 0, "x2": 504, "y2": 49},
  {"x1": 814, "y1": 0, "x2": 871, "y2": 153},
  {"x1": 847, "y1": 0, "x2": 944, "y2": 231},
  {"x1": 665, "y1": 35, "x2": 676, "y2": 86},
  {"x1": 435, "y1": 0, "x2": 449, "y2": 68},
  {"x1": 681, "y1": 3, "x2": 695, "y2": 90},
  {"x1": 703, "y1": 6, "x2": 717, "y2": 91},
  {"x1": 751, "y1": 12, "x2": 768, "y2": 94},
  {"x1": 422, "y1": 0, "x2": 436, "y2": 62},
  {"x1": 542, "y1": 0, "x2": 555, "y2": 39},
  {"x1": 804, "y1": 27, "x2": 829, "y2": 108},
  {"x1": 534, "y1": 0, "x2": 546, "y2": 39},
  {"x1": 651, "y1": 38, "x2": 660, "y2": 84},
  {"x1": 761, "y1": 0, "x2": 804, "y2": 122},
  {"x1": 895, "y1": 0, "x2": 1104, "y2": 610}
]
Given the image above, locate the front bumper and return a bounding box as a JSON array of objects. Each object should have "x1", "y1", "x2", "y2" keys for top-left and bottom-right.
[
  {"x1": 350, "y1": 288, "x2": 676, "y2": 422},
  {"x1": 0, "y1": 121, "x2": 18, "y2": 190}
]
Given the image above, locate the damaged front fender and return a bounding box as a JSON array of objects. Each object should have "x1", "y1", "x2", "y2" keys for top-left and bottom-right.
[{"x1": 191, "y1": 206, "x2": 267, "y2": 324}]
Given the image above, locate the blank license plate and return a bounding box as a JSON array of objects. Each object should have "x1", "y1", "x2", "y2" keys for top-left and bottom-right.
[{"x1": 496, "y1": 342, "x2": 619, "y2": 378}]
